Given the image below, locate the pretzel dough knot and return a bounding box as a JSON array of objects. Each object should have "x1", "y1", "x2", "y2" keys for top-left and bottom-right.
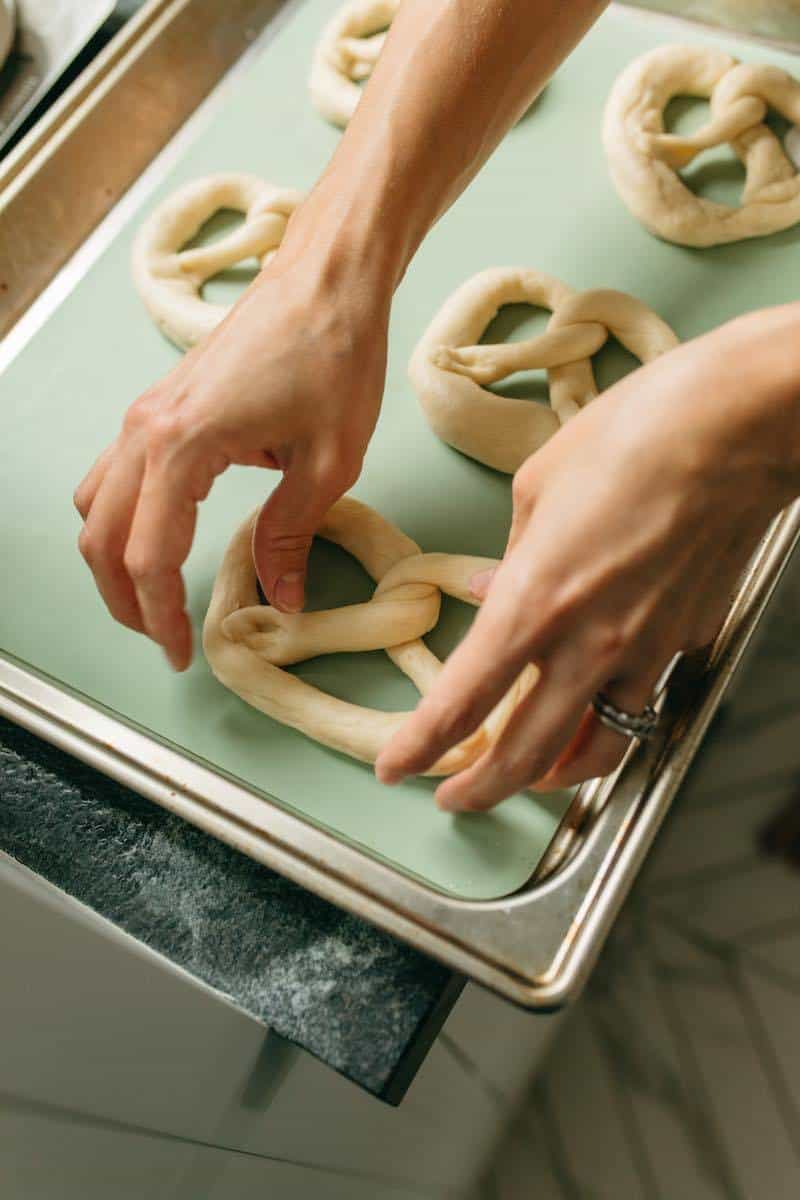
[
  {"x1": 604, "y1": 44, "x2": 800, "y2": 247},
  {"x1": 409, "y1": 267, "x2": 678, "y2": 474},
  {"x1": 203, "y1": 497, "x2": 537, "y2": 775},
  {"x1": 309, "y1": 0, "x2": 400, "y2": 128},
  {"x1": 132, "y1": 173, "x2": 304, "y2": 350}
]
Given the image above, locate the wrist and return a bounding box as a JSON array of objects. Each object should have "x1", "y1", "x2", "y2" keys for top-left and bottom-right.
[
  {"x1": 274, "y1": 164, "x2": 410, "y2": 306},
  {"x1": 706, "y1": 306, "x2": 800, "y2": 511}
]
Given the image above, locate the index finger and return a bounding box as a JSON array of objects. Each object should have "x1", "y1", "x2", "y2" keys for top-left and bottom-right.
[
  {"x1": 375, "y1": 570, "x2": 536, "y2": 784},
  {"x1": 123, "y1": 451, "x2": 203, "y2": 671}
]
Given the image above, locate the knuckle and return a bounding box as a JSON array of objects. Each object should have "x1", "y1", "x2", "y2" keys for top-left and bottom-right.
[
  {"x1": 511, "y1": 464, "x2": 536, "y2": 509},
  {"x1": 123, "y1": 549, "x2": 160, "y2": 583},
  {"x1": 122, "y1": 396, "x2": 153, "y2": 437},
  {"x1": 314, "y1": 443, "x2": 362, "y2": 494},
  {"x1": 487, "y1": 746, "x2": 542, "y2": 794},
  {"x1": 265, "y1": 531, "x2": 313, "y2": 555},
  {"x1": 79, "y1": 527, "x2": 125, "y2": 575},
  {"x1": 424, "y1": 697, "x2": 479, "y2": 746},
  {"x1": 123, "y1": 394, "x2": 194, "y2": 460},
  {"x1": 337, "y1": 452, "x2": 363, "y2": 492},
  {"x1": 77, "y1": 526, "x2": 95, "y2": 565},
  {"x1": 526, "y1": 589, "x2": 580, "y2": 651},
  {"x1": 479, "y1": 602, "x2": 537, "y2": 664},
  {"x1": 587, "y1": 622, "x2": 628, "y2": 670},
  {"x1": 510, "y1": 748, "x2": 546, "y2": 786},
  {"x1": 145, "y1": 410, "x2": 188, "y2": 458}
]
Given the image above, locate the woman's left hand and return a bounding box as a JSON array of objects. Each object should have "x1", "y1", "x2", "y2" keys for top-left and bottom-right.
[{"x1": 376, "y1": 307, "x2": 800, "y2": 811}]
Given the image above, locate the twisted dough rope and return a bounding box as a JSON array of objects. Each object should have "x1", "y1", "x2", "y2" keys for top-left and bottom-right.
[
  {"x1": 203, "y1": 268, "x2": 677, "y2": 767},
  {"x1": 132, "y1": 180, "x2": 680, "y2": 768},
  {"x1": 203, "y1": 497, "x2": 537, "y2": 774},
  {"x1": 132, "y1": 182, "x2": 548, "y2": 773},
  {"x1": 132, "y1": 173, "x2": 304, "y2": 350},
  {"x1": 604, "y1": 44, "x2": 800, "y2": 247},
  {"x1": 309, "y1": 0, "x2": 400, "y2": 128},
  {"x1": 409, "y1": 267, "x2": 679, "y2": 473}
]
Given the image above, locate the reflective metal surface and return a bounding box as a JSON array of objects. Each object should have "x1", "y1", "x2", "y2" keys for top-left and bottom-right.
[
  {"x1": 0, "y1": 0, "x2": 284, "y2": 336},
  {"x1": 621, "y1": 0, "x2": 800, "y2": 48},
  {"x1": 1, "y1": 0, "x2": 799, "y2": 1006},
  {"x1": 0, "y1": 0, "x2": 116, "y2": 153}
]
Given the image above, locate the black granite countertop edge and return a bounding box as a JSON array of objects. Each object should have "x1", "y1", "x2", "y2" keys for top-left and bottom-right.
[{"x1": 0, "y1": 716, "x2": 456, "y2": 1100}]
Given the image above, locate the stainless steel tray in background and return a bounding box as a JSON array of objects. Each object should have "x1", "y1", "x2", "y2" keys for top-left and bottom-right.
[
  {"x1": 2, "y1": 0, "x2": 800, "y2": 1008},
  {"x1": 0, "y1": 0, "x2": 283, "y2": 337},
  {"x1": 0, "y1": 0, "x2": 116, "y2": 154}
]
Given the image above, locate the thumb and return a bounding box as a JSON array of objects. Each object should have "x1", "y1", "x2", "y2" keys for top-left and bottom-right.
[
  {"x1": 469, "y1": 566, "x2": 497, "y2": 602},
  {"x1": 252, "y1": 466, "x2": 335, "y2": 613}
]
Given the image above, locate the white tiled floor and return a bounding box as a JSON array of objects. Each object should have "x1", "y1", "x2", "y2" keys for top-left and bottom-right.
[
  {"x1": 0, "y1": 851, "x2": 562, "y2": 1199},
  {"x1": 481, "y1": 554, "x2": 800, "y2": 1200},
  {"x1": 4, "y1": 574, "x2": 797, "y2": 1200},
  {"x1": 4, "y1": 576, "x2": 798, "y2": 1200}
]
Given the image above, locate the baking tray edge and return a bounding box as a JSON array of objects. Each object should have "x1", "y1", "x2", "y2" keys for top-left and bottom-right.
[{"x1": 2, "y1": 0, "x2": 799, "y2": 1005}]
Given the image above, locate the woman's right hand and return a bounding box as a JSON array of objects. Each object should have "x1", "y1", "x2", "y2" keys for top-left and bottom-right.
[
  {"x1": 377, "y1": 305, "x2": 800, "y2": 809},
  {"x1": 74, "y1": 243, "x2": 390, "y2": 672}
]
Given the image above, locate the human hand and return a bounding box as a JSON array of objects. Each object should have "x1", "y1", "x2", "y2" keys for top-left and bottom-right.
[
  {"x1": 74, "y1": 248, "x2": 388, "y2": 670},
  {"x1": 74, "y1": 0, "x2": 612, "y2": 678},
  {"x1": 376, "y1": 308, "x2": 800, "y2": 810}
]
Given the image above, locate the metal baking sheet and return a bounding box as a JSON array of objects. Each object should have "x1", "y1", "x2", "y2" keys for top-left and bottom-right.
[
  {"x1": 2, "y1": 0, "x2": 800, "y2": 1001},
  {"x1": 623, "y1": 1, "x2": 800, "y2": 48},
  {"x1": 0, "y1": 0, "x2": 116, "y2": 153}
]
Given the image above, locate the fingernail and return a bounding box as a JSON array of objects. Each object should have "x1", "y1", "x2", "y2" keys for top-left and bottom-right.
[
  {"x1": 375, "y1": 758, "x2": 403, "y2": 786},
  {"x1": 436, "y1": 792, "x2": 459, "y2": 813},
  {"x1": 164, "y1": 620, "x2": 192, "y2": 672},
  {"x1": 274, "y1": 571, "x2": 304, "y2": 613},
  {"x1": 469, "y1": 568, "x2": 495, "y2": 598}
]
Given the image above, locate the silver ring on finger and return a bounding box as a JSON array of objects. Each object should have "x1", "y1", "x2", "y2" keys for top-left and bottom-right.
[{"x1": 592, "y1": 690, "x2": 659, "y2": 741}]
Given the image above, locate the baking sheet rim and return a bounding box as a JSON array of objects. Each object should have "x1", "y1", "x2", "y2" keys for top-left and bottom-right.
[{"x1": 2, "y1": 0, "x2": 799, "y2": 1003}]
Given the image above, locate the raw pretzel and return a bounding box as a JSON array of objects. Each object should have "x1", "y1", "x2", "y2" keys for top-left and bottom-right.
[
  {"x1": 203, "y1": 496, "x2": 537, "y2": 773},
  {"x1": 309, "y1": 0, "x2": 400, "y2": 128},
  {"x1": 131, "y1": 173, "x2": 304, "y2": 350},
  {"x1": 604, "y1": 44, "x2": 800, "y2": 247},
  {"x1": 409, "y1": 267, "x2": 679, "y2": 474},
  {"x1": 207, "y1": 270, "x2": 676, "y2": 759}
]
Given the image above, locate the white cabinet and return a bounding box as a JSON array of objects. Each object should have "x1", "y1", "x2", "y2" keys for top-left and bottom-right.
[{"x1": 0, "y1": 856, "x2": 560, "y2": 1200}]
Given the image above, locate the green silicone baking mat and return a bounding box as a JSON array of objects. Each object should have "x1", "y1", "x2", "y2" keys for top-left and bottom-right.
[{"x1": 2, "y1": 3, "x2": 798, "y2": 899}]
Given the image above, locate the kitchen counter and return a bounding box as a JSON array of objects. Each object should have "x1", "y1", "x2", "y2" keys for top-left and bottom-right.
[
  {"x1": 0, "y1": 716, "x2": 460, "y2": 1101},
  {"x1": 0, "y1": 0, "x2": 463, "y2": 1114},
  {"x1": 2, "y1": 0, "x2": 795, "y2": 1147}
]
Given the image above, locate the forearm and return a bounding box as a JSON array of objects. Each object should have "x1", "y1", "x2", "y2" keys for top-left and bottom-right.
[{"x1": 280, "y1": 0, "x2": 607, "y2": 291}]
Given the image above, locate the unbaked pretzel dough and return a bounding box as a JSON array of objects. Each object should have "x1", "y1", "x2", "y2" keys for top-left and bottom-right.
[
  {"x1": 604, "y1": 44, "x2": 800, "y2": 247},
  {"x1": 206, "y1": 269, "x2": 676, "y2": 760},
  {"x1": 203, "y1": 497, "x2": 537, "y2": 774},
  {"x1": 409, "y1": 267, "x2": 679, "y2": 474},
  {"x1": 310, "y1": 0, "x2": 400, "y2": 128},
  {"x1": 132, "y1": 173, "x2": 304, "y2": 350}
]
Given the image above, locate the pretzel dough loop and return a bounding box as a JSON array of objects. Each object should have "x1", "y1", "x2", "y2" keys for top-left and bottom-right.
[
  {"x1": 132, "y1": 173, "x2": 304, "y2": 350},
  {"x1": 203, "y1": 497, "x2": 536, "y2": 775},
  {"x1": 604, "y1": 45, "x2": 800, "y2": 247},
  {"x1": 409, "y1": 267, "x2": 679, "y2": 474},
  {"x1": 309, "y1": 0, "x2": 400, "y2": 128}
]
